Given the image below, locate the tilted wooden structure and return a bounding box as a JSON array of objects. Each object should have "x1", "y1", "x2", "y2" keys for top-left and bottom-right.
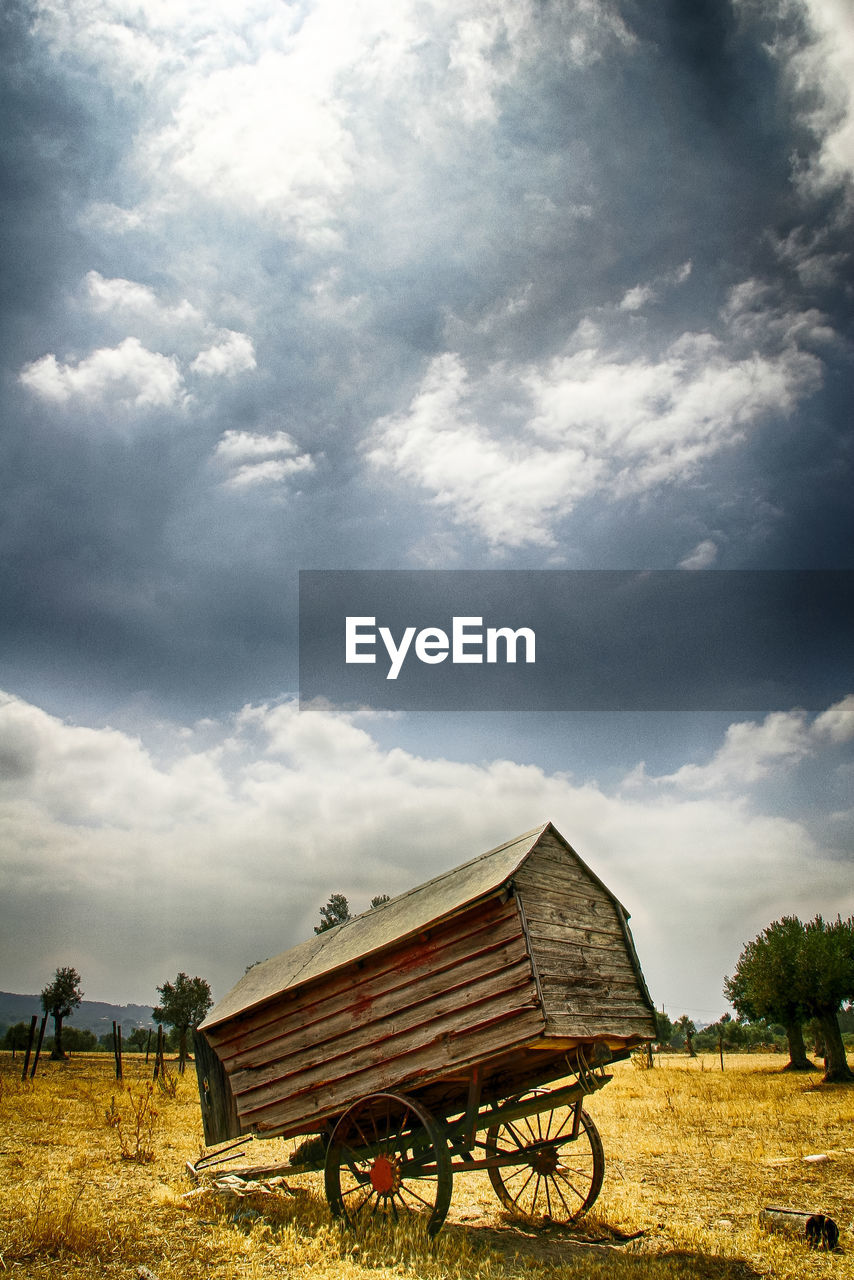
[{"x1": 195, "y1": 821, "x2": 656, "y2": 1149}]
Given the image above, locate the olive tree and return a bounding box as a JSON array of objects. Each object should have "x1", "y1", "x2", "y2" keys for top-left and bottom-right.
[
  {"x1": 41, "y1": 966, "x2": 83, "y2": 1060},
  {"x1": 799, "y1": 916, "x2": 854, "y2": 1082},
  {"x1": 724, "y1": 917, "x2": 814, "y2": 1070},
  {"x1": 153, "y1": 973, "x2": 213, "y2": 1072}
]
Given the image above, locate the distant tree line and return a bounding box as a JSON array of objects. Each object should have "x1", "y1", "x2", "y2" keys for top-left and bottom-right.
[{"x1": 2, "y1": 966, "x2": 213, "y2": 1070}]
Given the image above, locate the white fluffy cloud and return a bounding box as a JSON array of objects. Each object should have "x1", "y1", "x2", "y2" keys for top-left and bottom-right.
[
  {"x1": 190, "y1": 330, "x2": 257, "y2": 377},
  {"x1": 763, "y1": 0, "x2": 854, "y2": 194},
  {"x1": 85, "y1": 270, "x2": 202, "y2": 326},
  {"x1": 367, "y1": 287, "x2": 824, "y2": 549},
  {"x1": 1, "y1": 689, "x2": 851, "y2": 1013},
  {"x1": 653, "y1": 695, "x2": 854, "y2": 790},
  {"x1": 19, "y1": 338, "x2": 185, "y2": 409},
  {"x1": 213, "y1": 428, "x2": 315, "y2": 488},
  {"x1": 678, "y1": 539, "x2": 719, "y2": 570},
  {"x1": 19, "y1": 273, "x2": 257, "y2": 414}
]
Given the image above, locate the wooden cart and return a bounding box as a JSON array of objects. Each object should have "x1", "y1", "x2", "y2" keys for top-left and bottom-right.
[{"x1": 193, "y1": 822, "x2": 656, "y2": 1235}]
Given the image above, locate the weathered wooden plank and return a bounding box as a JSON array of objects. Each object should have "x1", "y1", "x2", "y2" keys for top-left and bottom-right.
[
  {"x1": 208, "y1": 896, "x2": 522, "y2": 1054},
  {"x1": 519, "y1": 836, "x2": 597, "y2": 882},
  {"x1": 542, "y1": 996, "x2": 656, "y2": 1020},
  {"x1": 244, "y1": 1004, "x2": 547, "y2": 1138},
  {"x1": 236, "y1": 982, "x2": 543, "y2": 1123},
  {"x1": 216, "y1": 927, "x2": 530, "y2": 1069},
  {"x1": 522, "y1": 923, "x2": 637, "y2": 966},
  {"x1": 512, "y1": 876, "x2": 611, "y2": 917},
  {"x1": 544, "y1": 1019, "x2": 656, "y2": 1040},
  {"x1": 516, "y1": 863, "x2": 620, "y2": 911},
  {"x1": 534, "y1": 954, "x2": 641, "y2": 980},
  {"x1": 538, "y1": 976, "x2": 645, "y2": 1001},
  {"x1": 228, "y1": 954, "x2": 537, "y2": 1094},
  {"x1": 520, "y1": 912, "x2": 623, "y2": 950}
]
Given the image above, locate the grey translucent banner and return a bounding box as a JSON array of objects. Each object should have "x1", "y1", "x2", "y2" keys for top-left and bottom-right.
[{"x1": 299, "y1": 570, "x2": 853, "y2": 711}]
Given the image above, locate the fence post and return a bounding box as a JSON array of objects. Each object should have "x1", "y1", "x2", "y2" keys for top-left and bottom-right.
[
  {"x1": 113, "y1": 1021, "x2": 123, "y2": 1081},
  {"x1": 153, "y1": 1024, "x2": 164, "y2": 1080},
  {"x1": 20, "y1": 1015, "x2": 37, "y2": 1082},
  {"x1": 145, "y1": 1027, "x2": 152, "y2": 1064},
  {"x1": 30, "y1": 1014, "x2": 48, "y2": 1079}
]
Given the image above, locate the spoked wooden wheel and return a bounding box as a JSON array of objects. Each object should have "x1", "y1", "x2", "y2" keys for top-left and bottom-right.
[
  {"x1": 485, "y1": 1100, "x2": 604, "y2": 1223},
  {"x1": 324, "y1": 1091, "x2": 452, "y2": 1237}
]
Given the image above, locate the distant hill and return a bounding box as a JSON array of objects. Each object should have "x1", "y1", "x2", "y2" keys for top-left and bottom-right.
[{"x1": 0, "y1": 991, "x2": 156, "y2": 1035}]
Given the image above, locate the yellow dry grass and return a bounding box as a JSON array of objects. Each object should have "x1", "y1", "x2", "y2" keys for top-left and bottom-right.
[{"x1": 0, "y1": 1050, "x2": 851, "y2": 1279}]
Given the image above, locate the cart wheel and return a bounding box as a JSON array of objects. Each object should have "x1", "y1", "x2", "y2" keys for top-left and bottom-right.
[
  {"x1": 324, "y1": 1091, "x2": 452, "y2": 1238},
  {"x1": 485, "y1": 1100, "x2": 604, "y2": 1223}
]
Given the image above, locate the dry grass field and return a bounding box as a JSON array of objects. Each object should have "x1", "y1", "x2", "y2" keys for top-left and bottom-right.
[{"x1": 0, "y1": 1050, "x2": 851, "y2": 1279}]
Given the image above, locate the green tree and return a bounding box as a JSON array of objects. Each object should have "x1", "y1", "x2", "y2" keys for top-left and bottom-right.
[
  {"x1": 724, "y1": 917, "x2": 814, "y2": 1071},
  {"x1": 370, "y1": 894, "x2": 391, "y2": 909},
  {"x1": 314, "y1": 893, "x2": 351, "y2": 933},
  {"x1": 799, "y1": 916, "x2": 854, "y2": 1082},
  {"x1": 675, "y1": 1014, "x2": 696, "y2": 1056},
  {"x1": 40, "y1": 966, "x2": 83, "y2": 1060},
  {"x1": 153, "y1": 973, "x2": 213, "y2": 1071},
  {"x1": 653, "y1": 1010, "x2": 674, "y2": 1049},
  {"x1": 60, "y1": 1026, "x2": 96, "y2": 1053},
  {"x1": 125, "y1": 1027, "x2": 151, "y2": 1053},
  {"x1": 4, "y1": 1021, "x2": 33, "y2": 1057}
]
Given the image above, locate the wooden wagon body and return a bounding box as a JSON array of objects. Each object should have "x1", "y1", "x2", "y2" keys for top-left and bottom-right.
[{"x1": 195, "y1": 822, "x2": 656, "y2": 1151}]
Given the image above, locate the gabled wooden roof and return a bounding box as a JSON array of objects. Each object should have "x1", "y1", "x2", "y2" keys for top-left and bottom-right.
[{"x1": 201, "y1": 821, "x2": 631, "y2": 1030}]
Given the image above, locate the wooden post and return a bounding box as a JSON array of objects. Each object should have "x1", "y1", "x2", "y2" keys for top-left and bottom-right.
[
  {"x1": 112, "y1": 1021, "x2": 123, "y2": 1081},
  {"x1": 145, "y1": 1027, "x2": 152, "y2": 1064},
  {"x1": 153, "y1": 1024, "x2": 164, "y2": 1080},
  {"x1": 30, "y1": 1015, "x2": 48, "y2": 1079},
  {"x1": 20, "y1": 1015, "x2": 37, "y2": 1082}
]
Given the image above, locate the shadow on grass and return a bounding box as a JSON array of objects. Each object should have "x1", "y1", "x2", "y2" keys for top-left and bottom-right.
[
  {"x1": 198, "y1": 1183, "x2": 767, "y2": 1280},
  {"x1": 440, "y1": 1220, "x2": 766, "y2": 1279}
]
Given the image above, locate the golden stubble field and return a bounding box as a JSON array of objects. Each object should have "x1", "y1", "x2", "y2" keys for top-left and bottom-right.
[{"x1": 0, "y1": 1051, "x2": 851, "y2": 1280}]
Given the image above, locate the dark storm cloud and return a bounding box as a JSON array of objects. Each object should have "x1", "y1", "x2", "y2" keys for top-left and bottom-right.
[{"x1": 0, "y1": 0, "x2": 851, "y2": 721}]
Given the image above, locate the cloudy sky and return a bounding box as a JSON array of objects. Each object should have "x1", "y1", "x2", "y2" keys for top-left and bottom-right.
[{"x1": 1, "y1": 0, "x2": 852, "y2": 1022}]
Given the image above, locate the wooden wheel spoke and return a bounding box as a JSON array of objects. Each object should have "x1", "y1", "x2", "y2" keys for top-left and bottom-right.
[
  {"x1": 530, "y1": 1174, "x2": 542, "y2": 1216},
  {"x1": 550, "y1": 1110, "x2": 575, "y2": 1142},
  {"x1": 552, "y1": 1168, "x2": 588, "y2": 1202},
  {"x1": 502, "y1": 1119, "x2": 530, "y2": 1151},
  {"x1": 342, "y1": 1182, "x2": 371, "y2": 1198},
  {"x1": 398, "y1": 1182, "x2": 435, "y2": 1211},
  {"x1": 508, "y1": 1167, "x2": 536, "y2": 1207},
  {"x1": 352, "y1": 1188, "x2": 377, "y2": 1217},
  {"x1": 351, "y1": 1116, "x2": 374, "y2": 1155},
  {"x1": 550, "y1": 1175, "x2": 574, "y2": 1218}
]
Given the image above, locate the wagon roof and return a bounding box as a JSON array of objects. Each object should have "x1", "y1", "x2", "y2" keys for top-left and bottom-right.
[{"x1": 201, "y1": 820, "x2": 629, "y2": 1030}]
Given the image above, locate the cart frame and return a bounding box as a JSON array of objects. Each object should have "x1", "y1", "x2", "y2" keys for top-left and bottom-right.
[{"x1": 192, "y1": 1042, "x2": 624, "y2": 1236}]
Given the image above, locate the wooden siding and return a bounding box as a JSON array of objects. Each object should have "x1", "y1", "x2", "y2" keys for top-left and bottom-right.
[
  {"x1": 513, "y1": 830, "x2": 656, "y2": 1040},
  {"x1": 203, "y1": 893, "x2": 544, "y2": 1140}
]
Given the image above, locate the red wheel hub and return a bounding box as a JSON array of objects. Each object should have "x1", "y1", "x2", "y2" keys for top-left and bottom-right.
[{"x1": 369, "y1": 1155, "x2": 400, "y2": 1194}]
